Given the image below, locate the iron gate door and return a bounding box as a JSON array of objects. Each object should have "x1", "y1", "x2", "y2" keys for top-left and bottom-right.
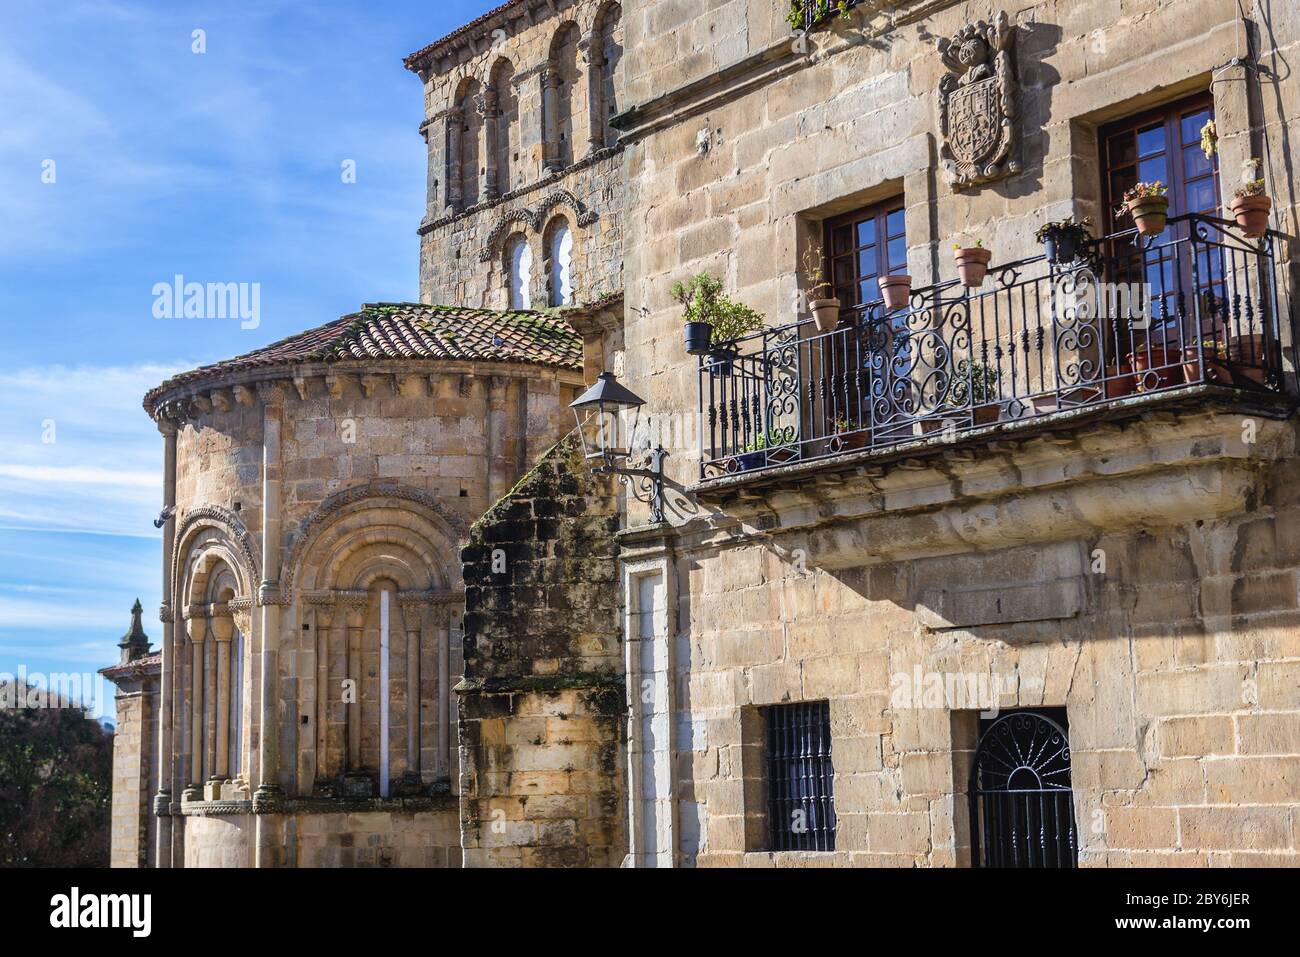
[{"x1": 969, "y1": 710, "x2": 1078, "y2": 867}]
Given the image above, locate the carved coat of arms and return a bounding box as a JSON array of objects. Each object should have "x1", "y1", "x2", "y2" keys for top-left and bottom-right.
[{"x1": 936, "y1": 11, "x2": 1020, "y2": 190}]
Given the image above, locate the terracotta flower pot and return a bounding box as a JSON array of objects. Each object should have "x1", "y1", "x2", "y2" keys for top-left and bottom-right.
[
  {"x1": 878, "y1": 274, "x2": 913, "y2": 311},
  {"x1": 1227, "y1": 333, "x2": 1268, "y2": 385},
  {"x1": 1231, "y1": 194, "x2": 1272, "y2": 238},
  {"x1": 810, "y1": 297, "x2": 841, "y2": 333},
  {"x1": 829, "y1": 429, "x2": 867, "y2": 453},
  {"x1": 1128, "y1": 344, "x2": 1185, "y2": 390},
  {"x1": 972, "y1": 403, "x2": 1000, "y2": 425},
  {"x1": 1127, "y1": 194, "x2": 1170, "y2": 237},
  {"x1": 954, "y1": 247, "x2": 993, "y2": 288},
  {"x1": 1181, "y1": 347, "x2": 1232, "y2": 385},
  {"x1": 1103, "y1": 362, "x2": 1136, "y2": 398}
]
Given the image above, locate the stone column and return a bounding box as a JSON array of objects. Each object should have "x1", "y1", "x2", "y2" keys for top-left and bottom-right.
[
  {"x1": 229, "y1": 601, "x2": 254, "y2": 785},
  {"x1": 210, "y1": 613, "x2": 233, "y2": 782},
  {"x1": 310, "y1": 600, "x2": 333, "y2": 786},
  {"x1": 254, "y1": 383, "x2": 285, "y2": 866},
  {"x1": 433, "y1": 603, "x2": 451, "y2": 778},
  {"x1": 446, "y1": 107, "x2": 464, "y2": 212},
  {"x1": 481, "y1": 89, "x2": 500, "y2": 201},
  {"x1": 541, "y1": 67, "x2": 562, "y2": 173},
  {"x1": 154, "y1": 414, "x2": 178, "y2": 867},
  {"x1": 582, "y1": 32, "x2": 604, "y2": 154},
  {"x1": 343, "y1": 595, "x2": 367, "y2": 772},
  {"x1": 185, "y1": 611, "x2": 207, "y2": 794},
  {"x1": 399, "y1": 595, "x2": 423, "y2": 776}
]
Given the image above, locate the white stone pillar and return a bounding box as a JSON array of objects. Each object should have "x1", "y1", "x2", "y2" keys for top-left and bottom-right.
[
  {"x1": 211, "y1": 613, "x2": 234, "y2": 781},
  {"x1": 186, "y1": 612, "x2": 207, "y2": 791},
  {"x1": 254, "y1": 383, "x2": 285, "y2": 866},
  {"x1": 541, "y1": 66, "x2": 562, "y2": 173}
]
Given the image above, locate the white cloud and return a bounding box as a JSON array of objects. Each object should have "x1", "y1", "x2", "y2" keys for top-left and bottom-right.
[{"x1": 0, "y1": 362, "x2": 187, "y2": 537}]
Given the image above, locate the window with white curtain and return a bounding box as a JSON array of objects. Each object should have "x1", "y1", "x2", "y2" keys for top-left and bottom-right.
[
  {"x1": 508, "y1": 235, "x2": 532, "y2": 310},
  {"x1": 548, "y1": 222, "x2": 573, "y2": 306}
]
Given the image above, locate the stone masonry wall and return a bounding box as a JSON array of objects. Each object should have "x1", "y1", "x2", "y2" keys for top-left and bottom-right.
[
  {"x1": 108, "y1": 673, "x2": 158, "y2": 868},
  {"x1": 413, "y1": 0, "x2": 626, "y2": 307},
  {"x1": 665, "y1": 419, "x2": 1300, "y2": 865},
  {"x1": 458, "y1": 434, "x2": 627, "y2": 866}
]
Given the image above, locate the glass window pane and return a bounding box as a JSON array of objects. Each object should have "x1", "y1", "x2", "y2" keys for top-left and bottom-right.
[
  {"x1": 1181, "y1": 109, "x2": 1211, "y2": 146},
  {"x1": 857, "y1": 250, "x2": 878, "y2": 279},
  {"x1": 832, "y1": 254, "x2": 854, "y2": 286},
  {"x1": 860, "y1": 279, "x2": 877, "y2": 304},
  {"x1": 1109, "y1": 133, "x2": 1137, "y2": 166},
  {"x1": 887, "y1": 238, "x2": 907, "y2": 273},
  {"x1": 1111, "y1": 168, "x2": 1137, "y2": 200},
  {"x1": 886, "y1": 209, "x2": 906, "y2": 238},
  {"x1": 1137, "y1": 124, "x2": 1166, "y2": 158},
  {"x1": 832, "y1": 225, "x2": 852, "y2": 255},
  {"x1": 1138, "y1": 156, "x2": 1168, "y2": 185},
  {"x1": 1183, "y1": 144, "x2": 1213, "y2": 180},
  {"x1": 855, "y1": 219, "x2": 876, "y2": 248},
  {"x1": 1185, "y1": 177, "x2": 1217, "y2": 214}
]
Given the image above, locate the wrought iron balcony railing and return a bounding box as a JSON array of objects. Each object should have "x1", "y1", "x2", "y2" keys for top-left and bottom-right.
[{"x1": 698, "y1": 214, "x2": 1295, "y2": 481}]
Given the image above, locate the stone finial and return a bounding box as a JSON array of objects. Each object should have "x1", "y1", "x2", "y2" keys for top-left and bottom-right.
[
  {"x1": 936, "y1": 10, "x2": 1020, "y2": 190},
  {"x1": 118, "y1": 598, "x2": 152, "y2": 664}
]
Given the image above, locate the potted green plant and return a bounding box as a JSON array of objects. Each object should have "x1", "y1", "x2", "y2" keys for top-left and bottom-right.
[
  {"x1": 1034, "y1": 216, "x2": 1092, "y2": 265},
  {"x1": 952, "y1": 359, "x2": 1002, "y2": 424},
  {"x1": 1231, "y1": 162, "x2": 1272, "y2": 238},
  {"x1": 1120, "y1": 181, "x2": 1170, "y2": 236},
  {"x1": 953, "y1": 239, "x2": 993, "y2": 288},
  {"x1": 802, "y1": 245, "x2": 840, "y2": 333},
  {"x1": 785, "y1": 0, "x2": 853, "y2": 31},
  {"x1": 878, "y1": 273, "x2": 913, "y2": 311},
  {"x1": 672, "y1": 272, "x2": 765, "y2": 372},
  {"x1": 731, "y1": 431, "x2": 797, "y2": 472}
]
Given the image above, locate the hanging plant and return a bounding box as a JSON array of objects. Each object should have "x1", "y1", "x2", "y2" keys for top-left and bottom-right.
[{"x1": 1200, "y1": 119, "x2": 1218, "y2": 160}]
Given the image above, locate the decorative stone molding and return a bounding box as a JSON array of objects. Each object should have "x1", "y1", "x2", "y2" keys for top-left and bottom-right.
[
  {"x1": 936, "y1": 11, "x2": 1020, "y2": 190},
  {"x1": 171, "y1": 505, "x2": 260, "y2": 593},
  {"x1": 420, "y1": 144, "x2": 620, "y2": 236},
  {"x1": 478, "y1": 188, "x2": 600, "y2": 262},
  {"x1": 281, "y1": 483, "x2": 471, "y2": 596}
]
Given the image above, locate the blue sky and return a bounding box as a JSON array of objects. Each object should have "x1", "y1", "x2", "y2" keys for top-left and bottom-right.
[{"x1": 0, "y1": 0, "x2": 497, "y2": 718}]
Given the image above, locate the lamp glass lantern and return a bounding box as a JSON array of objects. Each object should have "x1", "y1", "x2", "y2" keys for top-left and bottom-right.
[{"x1": 569, "y1": 371, "x2": 644, "y2": 468}]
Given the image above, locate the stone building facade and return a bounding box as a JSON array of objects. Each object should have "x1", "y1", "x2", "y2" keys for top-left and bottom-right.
[
  {"x1": 605, "y1": 0, "x2": 1300, "y2": 866},
  {"x1": 106, "y1": 0, "x2": 1300, "y2": 868}
]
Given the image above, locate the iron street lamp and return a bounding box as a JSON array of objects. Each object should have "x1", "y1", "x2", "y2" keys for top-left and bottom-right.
[{"x1": 569, "y1": 371, "x2": 666, "y2": 524}]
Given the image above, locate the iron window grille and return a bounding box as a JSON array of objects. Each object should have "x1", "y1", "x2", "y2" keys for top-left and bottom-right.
[{"x1": 764, "y1": 700, "x2": 836, "y2": 851}]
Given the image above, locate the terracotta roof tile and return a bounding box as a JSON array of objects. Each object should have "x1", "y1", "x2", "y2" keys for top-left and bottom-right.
[{"x1": 144, "y1": 302, "x2": 584, "y2": 414}]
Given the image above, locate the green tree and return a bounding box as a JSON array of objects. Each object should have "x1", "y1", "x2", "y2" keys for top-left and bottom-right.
[{"x1": 0, "y1": 685, "x2": 112, "y2": 867}]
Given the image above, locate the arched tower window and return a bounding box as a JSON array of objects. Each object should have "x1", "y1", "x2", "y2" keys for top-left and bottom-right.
[
  {"x1": 544, "y1": 23, "x2": 581, "y2": 171},
  {"x1": 593, "y1": 3, "x2": 624, "y2": 149},
  {"x1": 507, "y1": 234, "x2": 533, "y2": 310},
  {"x1": 450, "y1": 77, "x2": 482, "y2": 209},
  {"x1": 488, "y1": 59, "x2": 519, "y2": 197},
  {"x1": 545, "y1": 217, "x2": 574, "y2": 306}
]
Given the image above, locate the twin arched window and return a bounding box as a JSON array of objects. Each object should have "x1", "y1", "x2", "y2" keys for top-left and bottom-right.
[{"x1": 505, "y1": 218, "x2": 574, "y2": 310}]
